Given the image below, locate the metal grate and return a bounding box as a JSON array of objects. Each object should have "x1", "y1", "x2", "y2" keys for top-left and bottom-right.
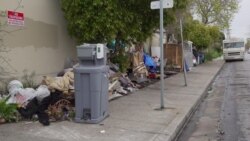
[{"x1": 228, "y1": 52, "x2": 240, "y2": 56}]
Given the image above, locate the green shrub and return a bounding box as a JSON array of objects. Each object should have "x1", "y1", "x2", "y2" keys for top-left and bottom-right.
[
  {"x1": 112, "y1": 54, "x2": 130, "y2": 73},
  {"x1": 110, "y1": 47, "x2": 130, "y2": 73},
  {"x1": 205, "y1": 49, "x2": 222, "y2": 61},
  {"x1": 0, "y1": 98, "x2": 18, "y2": 122},
  {"x1": 205, "y1": 51, "x2": 213, "y2": 61}
]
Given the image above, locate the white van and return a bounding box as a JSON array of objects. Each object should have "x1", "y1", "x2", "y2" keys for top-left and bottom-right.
[{"x1": 223, "y1": 39, "x2": 245, "y2": 61}]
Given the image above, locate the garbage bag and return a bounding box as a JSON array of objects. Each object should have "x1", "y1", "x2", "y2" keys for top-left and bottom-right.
[
  {"x1": 7, "y1": 80, "x2": 50, "y2": 105},
  {"x1": 7, "y1": 80, "x2": 36, "y2": 105},
  {"x1": 18, "y1": 97, "x2": 50, "y2": 126},
  {"x1": 7, "y1": 80, "x2": 23, "y2": 97},
  {"x1": 7, "y1": 88, "x2": 36, "y2": 106},
  {"x1": 144, "y1": 54, "x2": 156, "y2": 68},
  {"x1": 35, "y1": 85, "x2": 50, "y2": 102}
]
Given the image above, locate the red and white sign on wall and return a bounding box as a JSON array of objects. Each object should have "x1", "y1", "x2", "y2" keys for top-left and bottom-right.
[{"x1": 7, "y1": 10, "x2": 24, "y2": 26}]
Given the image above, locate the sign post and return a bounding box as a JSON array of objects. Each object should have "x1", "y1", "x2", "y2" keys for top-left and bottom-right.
[
  {"x1": 180, "y1": 19, "x2": 187, "y2": 86},
  {"x1": 151, "y1": 0, "x2": 173, "y2": 109},
  {"x1": 159, "y1": 0, "x2": 165, "y2": 109},
  {"x1": 7, "y1": 11, "x2": 24, "y2": 26},
  {"x1": 150, "y1": 0, "x2": 173, "y2": 9}
]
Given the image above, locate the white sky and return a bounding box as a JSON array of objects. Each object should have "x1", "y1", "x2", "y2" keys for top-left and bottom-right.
[{"x1": 230, "y1": 0, "x2": 250, "y2": 39}]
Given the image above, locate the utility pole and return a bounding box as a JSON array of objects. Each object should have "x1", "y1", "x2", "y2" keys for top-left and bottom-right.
[{"x1": 180, "y1": 19, "x2": 187, "y2": 86}]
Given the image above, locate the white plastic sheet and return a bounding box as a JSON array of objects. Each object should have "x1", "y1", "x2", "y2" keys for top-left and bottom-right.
[
  {"x1": 7, "y1": 80, "x2": 50, "y2": 105},
  {"x1": 35, "y1": 85, "x2": 50, "y2": 102}
]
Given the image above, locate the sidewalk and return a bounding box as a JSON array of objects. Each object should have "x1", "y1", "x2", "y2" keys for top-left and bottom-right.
[{"x1": 0, "y1": 60, "x2": 224, "y2": 141}]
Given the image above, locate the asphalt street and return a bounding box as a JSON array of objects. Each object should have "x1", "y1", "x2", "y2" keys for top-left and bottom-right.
[{"x1": 178, "y1": 53, "x2": 250, "y2": 141}]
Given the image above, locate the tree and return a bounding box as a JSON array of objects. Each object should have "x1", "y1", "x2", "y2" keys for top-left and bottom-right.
[
  {"x1": 207, "y1": 26, "x2": 220, "y2": 42},
  {"x1": 60, "y1": 0, "x2": 190, "y2": 72},
  {"x1": 192, "y1": 0, "x2": 239, "y2": 28},
  {"x1": 184, "y1": 18, "x2": 224, "y2": 54},
  {"x1": 184, "y1": 20, "x2": 211, "y2": 50},
  {"x1": 246, "y1": 38, "x2": 250, "y2": 50},
  {"x1": 60, "y1": 0, "x2": 190, "y2": 45}
]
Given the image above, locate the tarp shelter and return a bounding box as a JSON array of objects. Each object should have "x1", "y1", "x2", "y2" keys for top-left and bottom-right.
[{"x1": 183, "y1": 41, "x2": 193, "y2": 68}]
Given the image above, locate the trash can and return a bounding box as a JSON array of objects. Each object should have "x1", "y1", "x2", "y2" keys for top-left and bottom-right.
[{"x1": 74, "y1": 44, "x2": 109, "y2": 123}]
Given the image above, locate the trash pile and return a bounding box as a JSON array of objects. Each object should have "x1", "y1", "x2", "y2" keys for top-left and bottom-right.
[
  {"x1": 0, "y1": 43, "x2": 182, "y2": 126},
  {"x1": 107, "y1": 43, "x2": 172, "y2": 100},
  {"x1": 2, "y1": 76, "x2": 74, "y2": 126},
  {"x1": 108, "y1": 71, "x2": 138, "y2": 100}
]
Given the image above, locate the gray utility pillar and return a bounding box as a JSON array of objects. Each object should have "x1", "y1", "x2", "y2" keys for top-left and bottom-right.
[{"x1": 74, "y1": 44, "x2": 109, "y2": 123}]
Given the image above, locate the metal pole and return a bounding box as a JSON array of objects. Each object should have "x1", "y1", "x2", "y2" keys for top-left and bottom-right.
[
  {"x1": 180, "y1": 19, "x2": 187, "y2": 86},
  {"x1": 160, "y1": 0, "x2": 165, "y2": 109}
]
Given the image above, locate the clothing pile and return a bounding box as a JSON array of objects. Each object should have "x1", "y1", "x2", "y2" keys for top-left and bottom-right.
[
  {"x1": 7, "y1": 79, "x2": 73, "y2": 126},
  {"x1": 41, "y1": 71, "x2": 74, "y2": 96},
  {"x1": 7, "y1": 80, "x2": 51, "y2": 125}
]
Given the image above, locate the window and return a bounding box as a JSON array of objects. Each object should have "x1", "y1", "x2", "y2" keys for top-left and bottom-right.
[{"x1": 224, "y1": 42, "x2": 244, "y2": 48}]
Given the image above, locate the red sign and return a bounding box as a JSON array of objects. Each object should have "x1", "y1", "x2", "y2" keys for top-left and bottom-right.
[{"x1": 7, "y1": 10, "x2": 24, "y2": 26}]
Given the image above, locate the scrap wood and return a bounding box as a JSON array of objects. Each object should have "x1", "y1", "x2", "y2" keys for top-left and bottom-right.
[
  {"x1": 109, "y1": 76, "x2": 119, "y2": 82},
  {"x1": 116, "y1": 87, "x2": 128, "y2": 95},
  {"x1": 109, "y1": 70, "x2": 122, "y2": 78},
  {"x1": 132, "y1": 62, "x2": 149, "y2": 79},
  {"x1": 132, "y1": 51, "x2": 144, "y2": 67},
  {"x1": 109, "y1": 92, "x2": 123, "y2": 101},
  {"x1": 109, "y1": 81, "x2": 128, "y2": 95},
  {"x1": 119, "y1": 74, "x2": 136, "y2": 88},
  {"x1": 109, "y1": 80, "x2": 119, "y2": 91},
  {"x1": 109, "y1": 62, "x2": 120, "y2": 72},
  {"x1": 173, "y1": 65, "x2": 181, "y2": 69}
]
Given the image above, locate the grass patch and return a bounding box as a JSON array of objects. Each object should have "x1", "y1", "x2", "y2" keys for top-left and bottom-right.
[
  {"x1": 0, "y1": 97, "x2": 18, "y2": 123},
  {"x1": 205, "y1": 49, "x2": 222, "y2": 61}
]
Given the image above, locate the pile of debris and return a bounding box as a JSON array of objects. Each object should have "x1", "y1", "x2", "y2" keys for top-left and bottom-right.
[
  {"x1": 108, "y1": 69, "x2": 139, "y2": 100},
  {"x1": 3, "y1": 72, "x2": 75, "y2": 126},
  {"x1": 0, "y1": 43, "x2": 181, "y2": 126},
  {"x1": 0, "y1": 65, "x2": 138, "y2": 125}
]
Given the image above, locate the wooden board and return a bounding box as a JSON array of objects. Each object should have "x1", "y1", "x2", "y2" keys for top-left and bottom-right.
[{"x1": 164, "y1": 43, "x2": 183, "y2": 71}]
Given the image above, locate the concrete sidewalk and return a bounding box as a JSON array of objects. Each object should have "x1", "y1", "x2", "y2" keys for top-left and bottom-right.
[{"x1": 0, "y1": 60, "x2": 224, "y2": 141}]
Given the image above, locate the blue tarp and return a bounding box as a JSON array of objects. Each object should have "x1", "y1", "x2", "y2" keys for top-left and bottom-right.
[{"x1": 144, "y1": 54, "x2": 156, "y2": 68}]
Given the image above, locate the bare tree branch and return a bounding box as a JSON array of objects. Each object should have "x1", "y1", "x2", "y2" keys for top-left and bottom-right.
[{"x1": 14, "y1": 0, "x2": 23, "y2": 11}]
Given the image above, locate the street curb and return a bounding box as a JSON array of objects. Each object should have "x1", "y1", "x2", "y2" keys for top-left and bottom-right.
[{"x1": 170, "y1": 61, "x2": 225, "y2": 141}]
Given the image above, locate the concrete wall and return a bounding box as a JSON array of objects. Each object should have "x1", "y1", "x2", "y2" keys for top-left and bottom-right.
[{"x1": 0, "y1": 0, "x2": 76, "y2": 81}]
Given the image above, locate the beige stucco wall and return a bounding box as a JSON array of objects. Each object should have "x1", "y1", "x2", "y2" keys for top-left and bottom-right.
[{"x1": 0, "y1": 0, "x2": 76, "y2": 82}]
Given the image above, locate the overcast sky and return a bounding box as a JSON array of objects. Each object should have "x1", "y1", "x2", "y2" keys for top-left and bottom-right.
[{"x1": 230, "y1": 0, "x2": 250, "y2": 39}]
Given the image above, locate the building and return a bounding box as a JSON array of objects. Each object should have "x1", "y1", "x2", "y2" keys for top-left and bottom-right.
[{"x1": 0, "y1": 0, "x2": 76, "y2": 82}]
